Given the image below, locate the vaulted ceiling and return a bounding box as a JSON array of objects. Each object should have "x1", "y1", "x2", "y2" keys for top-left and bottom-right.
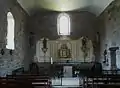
[{"x1": 17, "y1": 0, "x2": 114, "y2": 16}]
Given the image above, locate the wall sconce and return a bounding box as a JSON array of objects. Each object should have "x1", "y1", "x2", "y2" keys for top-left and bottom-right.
[
  {"x1": 9, "y1": 50, "x2": 13, "y2": 55},
  {"x1": 1, "y1": 49, "x2": 4, "y2": 55}
]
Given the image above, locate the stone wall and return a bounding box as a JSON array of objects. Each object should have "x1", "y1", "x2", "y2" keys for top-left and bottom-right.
[
  {"x1": 0, "y1": 0, "x2": 29, "y2": 76},
  {"x1": 28, "y1": 11, "x2": 96, "y2": 41},
  {"x1": 27, "y1": 11, "x2": 97, "y2": 61},
  {"x1": 98, "y1": 0, "x2": 120, "y2": 70}
]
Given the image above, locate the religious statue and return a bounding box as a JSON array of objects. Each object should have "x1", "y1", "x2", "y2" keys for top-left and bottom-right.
[
  {"x1": 41, "y1": 38, "x2": 48, "y2": 62},
  {"x1": 42, "y1": 38, "x2": 48, "y2": 54},
  {"x1": 81, "y1": 36, "x2": 90, "y2": 61}
]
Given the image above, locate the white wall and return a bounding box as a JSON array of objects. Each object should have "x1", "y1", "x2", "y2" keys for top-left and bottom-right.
[
  {"x1": 17, "y1": 0, "x2": 114, "y2": 16},
  {"x1": 93, "y1": 0, "x2": 114, "y2": 15},
  {"x1": 17, "y1": 0, "x2": 35, "y2": 14},
  {"x1": 36, "y1": 0, "x2": 92, "y2": 11}
]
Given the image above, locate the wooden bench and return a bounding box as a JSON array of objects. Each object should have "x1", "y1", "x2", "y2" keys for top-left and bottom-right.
[
  {"x1": 0, "y1": 75, "x2": 51, "y2": 88},
  {"x1": 84, "y1": 70, "x2": 120, "y2": 88},
  {"x1": 0, "y1": 78, "x2": 32, "y2": 88}
]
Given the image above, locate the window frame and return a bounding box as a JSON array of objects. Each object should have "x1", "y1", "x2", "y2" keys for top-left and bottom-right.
[
  {"x1": 57, "y1": 13, "x2": 70, "y2": 35},
  {"x1": 6, "y1": 12, "x2": 15, "y2": 50}
]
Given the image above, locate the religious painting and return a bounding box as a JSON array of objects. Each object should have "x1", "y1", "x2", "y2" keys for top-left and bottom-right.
[{"x1": 58, "y1": 44, "x2": 71, "y2": 58}]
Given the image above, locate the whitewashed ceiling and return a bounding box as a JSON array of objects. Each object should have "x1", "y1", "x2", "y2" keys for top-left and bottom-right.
[{"x1": 17, "y1": 0, "x2": 114, "y2": 16}]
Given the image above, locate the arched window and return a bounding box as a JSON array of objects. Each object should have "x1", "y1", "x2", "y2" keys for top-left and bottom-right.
[
  {"x1": 57, "y1": 13, "x2": 70, "y2": 35},
  {"x1": 6, "y1": 12, "x2": 15, "y2": 50}
]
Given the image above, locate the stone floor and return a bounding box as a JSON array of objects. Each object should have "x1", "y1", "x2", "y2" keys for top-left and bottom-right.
[{"x1": 52, "y1": 77, "x2": 83, "y2": 88}]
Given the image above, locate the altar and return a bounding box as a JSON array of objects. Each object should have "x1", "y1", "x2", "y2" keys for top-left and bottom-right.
[
  {"x1": 63, "y1": 66, "x2": 72, "y2": 77},
  {"x1": 35, "y1": 36, "x2": 94, "y2": 63},
  {"x1": 34, "y1": 36, "x2": 95, "y2": 77},
  {"x1": 49, "y1": 61, "x2": 99, "y2": 78}
]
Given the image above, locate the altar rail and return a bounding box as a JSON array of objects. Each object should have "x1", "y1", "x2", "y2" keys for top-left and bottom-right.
[{"x1": 0, "y1": 75, "x2": 51, "y2": 88}]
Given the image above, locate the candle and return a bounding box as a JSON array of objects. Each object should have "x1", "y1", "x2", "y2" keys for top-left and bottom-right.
[{"x1": 51, "y1": 57, "x2": 53, "y2": 64}]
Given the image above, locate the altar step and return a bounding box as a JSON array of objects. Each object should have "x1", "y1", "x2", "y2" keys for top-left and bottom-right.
[
  {"x1": 52, "y1": 77, "x2": 83, "y2": 88},
  {"x1": 52, "y1": 85, "x2": 83, "y2": 88}
]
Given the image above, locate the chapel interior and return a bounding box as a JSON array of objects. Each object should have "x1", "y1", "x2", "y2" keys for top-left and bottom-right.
[{"x1": 0, "y1": 0, "x2": 120, "y2": 88}]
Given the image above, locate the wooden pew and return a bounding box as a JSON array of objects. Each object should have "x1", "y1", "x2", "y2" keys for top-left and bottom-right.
[
  {"x1": 0, "y1": 75, "x2": 51, "y2": 88},
  {"x1": 84, "y1": 70, "x2": 120, "y2": 88},
  {"x1": 7, "y1": 75, "x2": 51, "y2": 87},
  {"x1": 0, "y1": 77, "x2": 32, "y2": 88}
]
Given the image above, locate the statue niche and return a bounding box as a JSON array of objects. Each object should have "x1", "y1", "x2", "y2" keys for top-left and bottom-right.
[{"x1": 58, "y1": 44, "x2": 71, "y2": 58}]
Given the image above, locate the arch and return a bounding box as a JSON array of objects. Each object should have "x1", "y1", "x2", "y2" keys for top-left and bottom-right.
[
  {"x1": 57, "y1": 13, "x2": 70, "y2": 35},
  {"x1": 6, "y1": 12, "x2": 15, "y2": 50}
]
